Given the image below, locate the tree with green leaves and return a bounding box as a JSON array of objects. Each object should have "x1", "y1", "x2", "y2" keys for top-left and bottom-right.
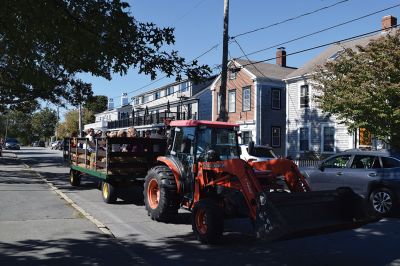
[
  {"x1": 31, "y1": 108, "x2": 58, "y2": 142},
  {"x1": 84, "y1": 95, "x2": 108, "y2": 114},
  {"x1": 0, "y1": 0, "x2": 211, "y2": 111},
  {"x1": 0, "y1": 110, "x2": 33, "y2": 144},
  {"x1": 313, "y1": 31, "x2": 400, "y2": 150},
  {"x1": 84, "y1": 95, "x2": 108, "y2": 122},
  {"x1": 56, "y1": 109, "x2": 94, "y2": 139}
]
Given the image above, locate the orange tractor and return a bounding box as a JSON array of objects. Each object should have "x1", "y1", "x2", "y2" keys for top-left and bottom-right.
[{"x1": 144, "y1": 120, "x2": 377, "y2": 243}]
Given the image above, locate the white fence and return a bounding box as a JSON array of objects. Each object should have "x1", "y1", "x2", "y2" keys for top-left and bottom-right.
[{"x1": 293, "y1": 160, "x2": 320, "y2": 168}]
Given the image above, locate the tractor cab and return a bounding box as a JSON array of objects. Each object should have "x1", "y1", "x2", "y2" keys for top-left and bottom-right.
[
  {"x1": 168, "y1": 120, "x2": 241, "y2": 164},
  {"x1": 166, "y1": 120, "x2": 241, "y2": 203}
]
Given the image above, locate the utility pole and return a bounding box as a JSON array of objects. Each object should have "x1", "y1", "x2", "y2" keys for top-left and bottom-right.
[
  {"x1": 55, "y1": 106, "x2": 60, "y2": 141},
  {"x1": 217, "y1": 0, "x2": 229, "y2": 122},
  {"x1": 4, "y1": 116, "x2": 9, "y2": 140},
  {"x1": 78, "y1": 104, "x2": 83, "y2": 137}
]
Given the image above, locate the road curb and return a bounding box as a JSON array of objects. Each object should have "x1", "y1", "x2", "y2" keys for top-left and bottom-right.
[{"x1": 13, "y1": 152, "x2": 149, "y2": 265}]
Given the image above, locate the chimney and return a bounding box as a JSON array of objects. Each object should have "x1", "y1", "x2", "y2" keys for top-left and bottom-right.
[
  {"x1": 276, "y1": 47, "x2": 286, "y2": 67},
  {"x1": 107, "y1": 98, "x2": 114, "y2": 110},
  {"x1": 382, "y1": 15, "x2": 397, "y2": 32},
  {"x1": 121, "y1": 92, "x2": 128, "y2": 106}
]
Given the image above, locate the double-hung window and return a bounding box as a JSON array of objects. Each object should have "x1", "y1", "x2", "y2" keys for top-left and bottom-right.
[
  {"x1": 242, "y1": 131, "x2": 252, "y2": 144},
  {"x1": 217, "y1": 92, "x2": 221, "y2": 114},
  {"x1": 154, "y1": 91, "x2": 161, "y2": 100},
  {"x1": 180, "y1": 82, "x2": 189, "y2": 92},
  {"x1": 299, "y1": 127, "x2": 309, "y2": 152},
  {"x1": 228, "y1": 90, "x2": 236, "y2": 113},
  {"x1": 271, "y1": 127, "x2": 281, "y2": 147},
  {"x1": 300, "y1": 85, "x2": 309, "y2": 108},
  {"x1": 322, "y1": 126, "x2": 335, "y2": 152},
  {"x1": 167, "y1": 86, "x2": 174, "y2": 95},
  {"x1": 242, "y1": 87, "x2": 251, "y2": 111},
  {"x1": 271, "y1": 89, "x2": 281, "y2": 110}
]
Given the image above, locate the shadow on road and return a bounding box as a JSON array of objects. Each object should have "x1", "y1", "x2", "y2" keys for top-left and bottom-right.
[
  {"x1": 0, "y1": 231, "x2": 137, "y2": 266},
  {"x1": 119, "y1": 218, "x2": 400, "y2": 266},
  {"x1": 0, "y1": 216, "x2": 399, "y2": 265}
]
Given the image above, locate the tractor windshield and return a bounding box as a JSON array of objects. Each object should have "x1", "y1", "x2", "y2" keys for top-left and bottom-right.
[{"x1": 196, "y1": 126, "x2": 240, "y2": 161}]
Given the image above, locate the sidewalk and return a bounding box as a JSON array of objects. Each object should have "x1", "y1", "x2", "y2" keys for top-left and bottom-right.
[{"x1": 0, "y1": 152, "x2": 143, "y2": 266}]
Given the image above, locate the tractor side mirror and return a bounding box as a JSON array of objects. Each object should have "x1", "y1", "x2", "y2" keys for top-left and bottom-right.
[{"x1": 248, "y1": 141, "x2": 255, "y2": 156}]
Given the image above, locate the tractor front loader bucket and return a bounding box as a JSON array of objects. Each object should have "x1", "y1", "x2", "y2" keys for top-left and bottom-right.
[{"x1": 254, "y1": 187, "x2": 380, "y2": 241}]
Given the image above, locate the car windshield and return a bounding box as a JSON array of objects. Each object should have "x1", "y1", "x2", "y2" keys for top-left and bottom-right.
[
  {"x1": 6, "y1": 138, "x2": 18, "y2": 143},
  {"x1": 250, "y1": 147, "x2": 275, "y2": 158}
]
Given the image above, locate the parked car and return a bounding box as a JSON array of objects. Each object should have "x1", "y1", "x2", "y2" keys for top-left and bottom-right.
[
  {"x1": 5, "y1": 138, "x2": 20, "y2": 150},
  {"x1": 240, "y1": 142, "x2": 277, "y2": 162},
  {"x1": 51, "y1": 141, "x2": 60, "y2": 149},
  {"x1": 303, "y1": 150, "x2": 400, "y2": 216},
  {"x1": 38, "y1": 141, "x2": 45, "y2": 147}
]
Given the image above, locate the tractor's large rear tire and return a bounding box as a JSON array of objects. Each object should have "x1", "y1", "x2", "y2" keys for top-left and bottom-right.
[
  {"x1": 192, "y1": 199, "x2": 224, "y2": 244},
  {"x1": 144, "y1": 165, "x2": 179, "y2": 222}
]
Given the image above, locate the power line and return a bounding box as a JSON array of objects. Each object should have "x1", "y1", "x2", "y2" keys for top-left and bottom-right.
[
  {"x1": 235, "y1": 3, "x2": 400, "y2": 59},
  {"x1": 240, "y1": 24, "x2": 399, "y2": 68},
  {"x1": 233, "y1": 39, "x2": 271, "y2": 81},
  {"x1": 108, "y1": 0, "x2": 351, "y2": 104},
  {"x1": 110, "y1": 42, "x2": 221, "y2": 106},
  {"x1": 111, "y1": 1, "x2": 351, "y2": 102},
  {"x1": 108, "y1": 0, "x2": 217, "y2": 102},
  {"x1": 171, "y1": 0, "x2": 208, "y2": 25},
  {"x1": 231, "y1": 0, "x2": 351, "y2": 39},
  {"x1": 231, "y1": 40, "x2": 302, "y2": 121}
]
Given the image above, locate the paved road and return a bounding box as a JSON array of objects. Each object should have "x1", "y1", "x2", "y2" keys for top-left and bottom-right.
[{"x1": 6, "y1": 147, "x2": 400, "y2": 265}]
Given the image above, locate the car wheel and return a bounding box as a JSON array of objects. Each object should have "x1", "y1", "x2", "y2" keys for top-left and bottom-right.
[{"x1": 370, "y1": 188, "x2": 396, "y2": 216}]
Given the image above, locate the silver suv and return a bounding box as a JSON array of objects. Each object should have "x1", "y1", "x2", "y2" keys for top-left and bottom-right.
[{"x1": 303, "y1": 150, "x2": 400, "y2": 216}]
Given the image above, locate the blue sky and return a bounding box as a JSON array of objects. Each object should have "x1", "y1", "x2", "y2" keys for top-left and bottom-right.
[{"x1": 76, "y1": 0, "x2": 400, "y2": 109}]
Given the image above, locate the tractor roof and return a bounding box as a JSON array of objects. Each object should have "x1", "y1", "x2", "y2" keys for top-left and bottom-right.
[{"x1": 170, "y1": 120, "x2": 239, "y2": 129}]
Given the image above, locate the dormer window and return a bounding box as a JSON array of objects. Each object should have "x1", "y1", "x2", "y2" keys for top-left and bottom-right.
[
  {"x1": 180, "y1": 82, "x2": 189, "y2": 92},
  {"x1": 167, "y1": 86, "x2": 174, "y2": 95},
  {"x1": 154, "y1": 91, "x2": 161, "y2": 100},
  {"x1": 229, "y1": 71, "x2": 237, "y2": 80}
]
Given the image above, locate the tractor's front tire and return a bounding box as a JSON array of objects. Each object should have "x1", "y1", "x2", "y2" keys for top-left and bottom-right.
[
  {"x1": 144, "y1": 165, "x2": 179, "y2": 222},
  {"x1": 70, "y1": 169, "x2": 81, "y2": 186},
  {"x1": 102, "y1": 181, "x2": 117, "y2": 204},
  {"x1": 192, "y1": 199, "x2": 224, "y2": 244}
]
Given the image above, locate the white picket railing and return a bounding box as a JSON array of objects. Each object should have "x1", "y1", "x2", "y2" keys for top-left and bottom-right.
[{"x1": 293, "y1": 160, "x2": 320, "y2": 168}]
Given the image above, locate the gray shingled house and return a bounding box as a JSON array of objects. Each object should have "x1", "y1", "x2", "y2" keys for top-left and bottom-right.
[{"x1": 284, "y1": 16, "x2": 396, "y2": 159}]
